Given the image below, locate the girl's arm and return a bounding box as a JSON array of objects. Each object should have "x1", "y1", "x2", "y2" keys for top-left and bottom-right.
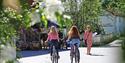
[
  {"x1": 67, "y1": 33, "x2": 71, "y2": 41},
  {"x1": 89, "y1": 32, "x2": 93, "y2": 43},
  {"x1": 57, "y1": 33, "x2": 59, "y2": 42},
  {"x1": 46, "y1": 33, "x2": 50, "y2": 42},
  {"x1": 84, "y1": 30, "x2": 87, "y2": 40}
]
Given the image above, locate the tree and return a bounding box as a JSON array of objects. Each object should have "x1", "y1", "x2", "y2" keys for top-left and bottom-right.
[
  {"x1": 62, "y1": 0, "x2": 102, "y2": 32},
  {"x1": 62, "y1": 0, "x2": 79, "y2": 24},
  {"x1": 102, "y1": 0, "x2": 125, "y2": 16},
  {"x1": 0, "y1": 0, "x2": 32, "y2": 63}
]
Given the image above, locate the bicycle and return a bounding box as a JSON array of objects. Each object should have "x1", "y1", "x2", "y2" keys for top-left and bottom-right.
[
  {"x1": 70, "y1": 43, "x2": 80, "y2": 63},
  {"x1": 51, "y1": 45, "x2": 58, "y2": 63}
]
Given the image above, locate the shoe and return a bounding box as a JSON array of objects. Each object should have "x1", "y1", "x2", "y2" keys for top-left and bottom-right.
[{"x1": 87, "y1": 53, "x2": 92, "y2": 55}]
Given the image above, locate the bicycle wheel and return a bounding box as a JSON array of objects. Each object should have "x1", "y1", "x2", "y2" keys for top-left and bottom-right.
[
  {"x1": 70, "y1": 55, "x2": 73, "y2": 63},
  {"x1": 70, "y1": 44, "x2": 74, "y2": 63},
  {"x1": 51, "y1": 46, "x2": 58, "y2": 63},
  {"x1": 55, "y1": 53, "x2": 58, "y2": 63},
  {"x1": 55, "y1": 57, "x2": 58, "y2": 63},
  {"x1": 75, "y1": 47, "x2": 80, "y2": 63},
  {"x1": 51, "y1": 55, "x2": 54, "y2": 63},
  {"x1": 75, "y1": 55, "x2": 79, "y2": 63}
]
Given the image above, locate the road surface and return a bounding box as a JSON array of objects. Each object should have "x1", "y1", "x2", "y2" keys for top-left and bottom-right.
[{"x1": 19, "y1": 40, "x2": 123, "y2": 63}]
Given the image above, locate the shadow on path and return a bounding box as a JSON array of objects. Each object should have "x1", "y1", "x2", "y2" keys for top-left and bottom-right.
[
  {"x1": 20, "y1": 49, "x2": 70, "y2": 58},
  {"x1": 90, "y1": 53, "x2": 105, "y2": 56}
]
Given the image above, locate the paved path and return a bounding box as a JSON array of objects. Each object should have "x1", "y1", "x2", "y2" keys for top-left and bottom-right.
[
  {"x1": 19, "y1": 47, "x2": 122, "y2": 63},
  {"x1": 19, "y1": 40, "x2": 123, "y2": 63}
]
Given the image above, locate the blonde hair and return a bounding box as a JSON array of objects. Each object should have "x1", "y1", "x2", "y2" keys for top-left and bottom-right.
[
  {"x1": 49, "y1": 26, "x2": 57, "y2": 33},
  {"x1": 86, "y1": 25, "x2": 91, "y2": 31},
  {"x1": 86, "y1": 25, "x2": 91, "y2": 28}
]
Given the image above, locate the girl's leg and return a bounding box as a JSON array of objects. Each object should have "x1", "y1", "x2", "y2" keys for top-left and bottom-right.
[
  {"x1": 50, "y1": 42, "x2": 53, "y2": 56},
  {"x1": 54, "y1": 42, "x2": 59, "y2": 57},
  {"x1": 77, "y1": 40, "x2": 80, "y2": 48},
  {"x1": 70, "y1": 44, "x2": 74, "y2": 56},
  {"x1": 55, "y1": 42, "x2": 60, "y2": 59},
  {"x1": 87, "y1": 46, "x2": 89, "y2": 54},
  {"x1": 73, "y1": 39, "x2": 80, "y2": 48},
  {"x1": 70, "y1": 41, "x2": 74, "y2": 53},
  {"x1": 50, "y1": 45, "x2": 53, "y2": 56},
  {"x1": 87, "y1": 45, "x2": 91, "y2": 55}
]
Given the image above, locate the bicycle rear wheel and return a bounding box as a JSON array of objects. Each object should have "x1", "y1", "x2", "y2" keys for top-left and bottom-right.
[
  {"x1": 51, "y1": 46, "x2": 58, "y2": 63},
  {"x1": 70, "y1": 55, "x2": 73, "y2": 63},
  {"x1": 75, "y1": 47, "x2": 80, "y2": 63}
]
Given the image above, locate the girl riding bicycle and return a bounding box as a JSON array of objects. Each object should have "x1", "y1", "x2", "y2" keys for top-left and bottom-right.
[
  {"x1": 45, "y1": 26, "x2": 60, "y2": 58},
  {"x1": 67, "y1": 26, "x2": 80, "y2": 54}
]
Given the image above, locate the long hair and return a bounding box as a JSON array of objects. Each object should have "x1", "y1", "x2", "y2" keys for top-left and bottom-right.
[
  {"x1": 68, "y1": 26, "x2": 80, "y2": 38},
  {"x1": 49, "y1": 26, "x2": 58, "y2": 34}
]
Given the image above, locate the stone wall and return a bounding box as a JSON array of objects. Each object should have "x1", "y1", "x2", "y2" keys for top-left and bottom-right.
[
  {"x1": 100, "y1": 16, "x2": 125, "y2": 34},
  {"x1": 92, "y1": 33, "x2": 117, "y2": 46}
]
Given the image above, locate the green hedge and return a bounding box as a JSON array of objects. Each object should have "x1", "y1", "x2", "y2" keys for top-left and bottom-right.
[{"x1": 121, "y1": 37, "x2": 125, "y2": 62}]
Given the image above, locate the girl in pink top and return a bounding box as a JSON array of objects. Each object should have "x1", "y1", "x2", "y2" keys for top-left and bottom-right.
[
  {"x1": 47, "y1": 30, "x2": 59, "y2": 41},
  {"x1": 84, "y1": 25, "x2": 92, "y2": 55},
  {"x1": 45, "y1": 26, "x2": 60, "y2": 58}
]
